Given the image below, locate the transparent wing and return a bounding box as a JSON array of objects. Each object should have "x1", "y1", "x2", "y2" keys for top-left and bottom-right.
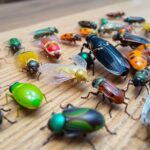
[
  {"x1": 72, "y1": 55, "x2": 87, "y2": 69},
  {"x1": 141, "y1": 95, "x2": 150, "y2": 126}
]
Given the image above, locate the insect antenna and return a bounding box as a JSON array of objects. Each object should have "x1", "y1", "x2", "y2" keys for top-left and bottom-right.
[
  {"x1": 104, "y1": 124, "x2": 116, "y2": 135},
  {"x1": 85, "y1": 137, "x2": 96, "y2": 150},
  {"x1": 40, "y1": 125, "x2": 47, "y2": 130}
]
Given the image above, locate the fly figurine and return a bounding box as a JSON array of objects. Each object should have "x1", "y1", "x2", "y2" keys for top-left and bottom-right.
[
  {"x1": 106, "y1": 11, "x2": 125, "y2": 19},
  {"x1": 16, "y1": 51, "x2": 41, "y2": 79},
  {"x1": 124, "y1": 16, "x2": 145, "y2": 24},
  {"x1": 113, "y1": 31, "x2": 150, "y2": 49},
  {"x1": 60, "y1": 33, "x2": 81, "y2": 44},
  {"x1": 81, "y1": 34, "x2": 130, "y2": 77},
  {"x1": 78, "y1": 20, "x2": 97, "y2": 29},
  {"x1": 79, "y1": 27, "x2": 96, "y2": 37},
  {"x1": 40, "y1": 104, "x2": 116, "y2": 149},
  {"x1": 125, "y1": 66, "x2": 150, "y2": 99},
  {"x1": 33, "y1": 27, "x2": 58, "y2": 39},
  {"x1": 81, "y1": 76, "x2": 134, "y2": 118}
]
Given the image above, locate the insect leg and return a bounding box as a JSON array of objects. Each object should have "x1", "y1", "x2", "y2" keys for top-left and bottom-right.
[
  {"x1": 43, "y1": 134, "x2": 56, "y2": 146},
  {"x1": 95, "y1": 100, "x2": 102, "y2": 110},
  {"x1": 0, "y1": 108, "x2": 11, "y2": 112},
  {"x1": 85, "y1": 137, "x2": 96, "y2": 150},
  {"x1": 3, "y1": 116, "x2": 17, "y2": 124},
  {"x1": 81, "y1": 43, "x2": 88, "y2": 52},
  {"x1": 43, "y1": 94, "x2": 48, "y2": 103},
  {"x1": 104, "y1": 124, "x2": 117, "y2": 135},
  {"x1": 81, "y1": 91, "x2": 100, "y2": 99},
  {"x1": 108, "y1": 99, "x2": 113, "y2": 118},
  {"x1": 135, "y1": 87, "x2": 143, "y2": 99},
  {"x1": 5, "y1": 93, "x2": 13, "y2": 105},
  {"x1": 37, "y1": 72, "x2": 42, "y2": 80},
  {"x1": 115, "y1": 43, "x2": 121, "y2": 48},
  {"x1": 145, "y1": 84, "x2": 149, "y2": 95},
  {"x1": 124, "y1": 79, "x2": 133, "y2": 92},
  {"x1": 40, "y1": 125, "x2": 48, "y2": 130}
]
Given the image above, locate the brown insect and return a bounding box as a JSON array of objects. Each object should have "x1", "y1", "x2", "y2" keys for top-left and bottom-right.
[{"x1": 106, "y1": 11, "x2": 125, "y2": 19}]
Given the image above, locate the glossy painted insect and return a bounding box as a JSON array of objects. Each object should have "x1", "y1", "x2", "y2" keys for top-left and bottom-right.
[
  {"x1": 100, "y1": 18, "x2": 109, "y2": 26},
  {"x1": 60, "y1": 33, "x2": 81, "y2": 44},
  {"x1": 39, "y1": 55, "x2": 89, "y2": 84},
  {"x1": 106, "y1": 11, "x2": 125, "y2": 19},
  {"x1": 125, "y1": 66, "x2": 150, "y2": 99},
  {"x1": 124, "y1": 16, "x2": 145, "y2": 24},
  {"x1": 0, "y1": 108, "x2": 17, "y2": 125},
  {"x1": 33, "y1": 27, "x2": 58, "y2": 39},
  {"x1": 143, "y1": 23, "x2": 150, "y2": 38},
  {"x1": 7, "y1": 38, "x2": 23, "y2": 54},
  {"x1": 35, "y1": 38, "x2": 62, "y2": 61},
  {"x1": 81, "y1": 34, "x2": 130, "y2": 76},
  {"x1": 113, "y1": 31, "x2": 150, "y2": 49},
  {"x1": 78, "y1": 20, "x2": 97, "y2": 29},
  {"x1": 5, "y1": 82, "x2": 47, "y2": 109},
  {"x1": 81, "y1": 76, "x2": 133, "y2": 118},
  {"x1": 79, "y1": 27, "x2": 96, "y2": 37},
  {"x1": 40, "y1": 104, "x2": 116, "y2": 148},
  {"x1": 16, "y1": 51, "x2": 41, "y2": 79}
]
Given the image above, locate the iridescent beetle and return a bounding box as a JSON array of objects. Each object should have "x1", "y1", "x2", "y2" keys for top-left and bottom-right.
[
  {"x1": 39, "y1": 55, "x2": 89, "y2": 84},
  {"x1": 40, "y1": 104, "x2": 116, "y2": 149}
]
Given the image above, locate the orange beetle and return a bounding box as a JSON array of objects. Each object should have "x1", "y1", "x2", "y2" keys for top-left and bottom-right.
[
  {"x1": 60, "y1": 33, "x2": 81, "y2": 44},
  {"x1": 127, "y1": 44, "x2": 150, "y2": 71},
  {"x1": 79, "y1": 27, "x2": 96, "y2": 37}
]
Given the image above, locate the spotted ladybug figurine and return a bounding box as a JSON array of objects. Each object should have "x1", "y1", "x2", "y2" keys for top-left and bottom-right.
[
  {"x1": 5, "y1": 82, "x2": 47, "y2": 109},
  {"x1": 40, "y1": 104, "x2": 116, "y2": 148},
  {"x1": 60, "y1": 33, "x2": 81, "y2": 44}
]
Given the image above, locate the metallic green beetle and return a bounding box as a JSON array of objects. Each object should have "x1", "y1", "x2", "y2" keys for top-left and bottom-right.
[
  {"x1": 33, "y1": 27, "x2": 58, "y2": 39},
  {"x1": 41, "y1": 104, "x2": 116, "y2": 148},
  {"x1": 6, "y1": 82, "x2": 47, "y2": 109}
]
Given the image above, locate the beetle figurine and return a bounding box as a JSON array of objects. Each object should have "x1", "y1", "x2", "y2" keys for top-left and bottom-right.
[
  {"x1": 16, "y1": 51, "x2": 41, "y2": 79},
  {"x1": 125, "y1": 66, "x2": 150, "y2": 99},
  {"x1": 5, "y1": 82, "x2": 47, "y2": 109},
  {"x1": 81, "y1": 34, "x2": 130, "y2": 77},
  {"x1": 106, "y1": 11, "x2": 125, "y2": 19},
  {"x1": 33, "y1": 27, "x2": 58, "y2": 39},
  {"x1": 124, "y1": 16, "x2": 145, "y2": 24},
  {"x1": 81, "y1": 76, "x2": 134, "y2": 118},
  {"x1": 113, "y1": 31, "x2": 150, "y2": 49},
  {"x1": 79, "y1": 28, "x2": 96, "y2": 37},
  {"x1": 40, "y1": 104, "x2": 116, "y2": 148},
  {"x1": 60, "y1": 33, "x2": 81, "y2": 44},
  {"x1": 7, "y1": 38, "x2": 23, "y2": 55},
  {"x1": 78, "y1": 20, "x2": 97, "y2": 29},
  {"x1": 0, "y1": 108, "x2": 17, "y2": 125}
]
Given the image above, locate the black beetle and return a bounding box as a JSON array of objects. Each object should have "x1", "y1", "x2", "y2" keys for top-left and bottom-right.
[
  {"x1": 78, "y1": 20, "x2": 97, "y2": 29},
  {"x1": 80, "y1": 34, "x2": 130, "y2": 76},
  {"x1": 124, "y1": 16, "x2": 145, "y2": 24},
  {"x1": 113, "y1": 31, "x2": 150, "y2": 49}
]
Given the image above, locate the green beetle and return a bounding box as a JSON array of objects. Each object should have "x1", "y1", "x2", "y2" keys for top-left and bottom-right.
[
  {"x1": 6, "y1": 82, "x2": 47, "y2": 109},
  {"x1": 41, "y1": 104, "x2": 116, "y2": 148},
  {"x1": 8, "y1": 38, "x2": 22, "y2": 54},
  {"x1": 33, "y1": 27, "x2": 59, "y2": 39}
]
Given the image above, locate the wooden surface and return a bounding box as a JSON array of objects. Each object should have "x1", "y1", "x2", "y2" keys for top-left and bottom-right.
[{"x1": 0, "y1": 0, "x2": 150, "y2": 150}]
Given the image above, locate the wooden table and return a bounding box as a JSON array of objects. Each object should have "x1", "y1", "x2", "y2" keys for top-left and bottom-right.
[{"x1": 0, "y1": 0, "x2": 149, "y2": 150}]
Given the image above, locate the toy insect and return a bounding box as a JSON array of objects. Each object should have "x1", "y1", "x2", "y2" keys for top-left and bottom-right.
[
  {"x1": 7, "y1": 38, "x2": 23, "y2": 55},
  {"x1": 79, "y1": 28, "x2": 96, "y2": 37},
  {"x1": 78, "y1": 20, "x2": 97, "y2": 29},
  {"x1": 113, "y1": 31, "x2": 150, "y2": 49},
  {"x1": 100, "y1": 18, "x2": 109, "y2": 26},
  {"x1": 125, "y1": 66, "x2": 150, "y2": 99},
  {"x1": 33, "y1": 27, "x2": 58, "y2": 39},
  {"x1": 81, "y1": 34, "x2": 130, "y2": 77},
  {"x1": 106, "y1": 11, "x2": 125, "y2": 19},
  {"x1": 35, "y1": 38, "x2": 62, "y2": 61},
  {"x1": 0, "y1": 108, "x2": 16, "y2": 125},
  {"x1": 124, "y1": 16, "x2": 145, "y2": 24},
  {"x1": 81, "y1": 76, "x2": 134, "y2": 118},
  {"x1": 39, "y1": 55, "x2": 89, "y2": 84},
  {"x1": 40, "y1": 104, "x2": 116, "y2": 148},
  {"x1": 5, "y1": 82, "x2": 47, "y2": 109},
  {"x1": 60, "y1": 33, "x2": 81, "y2": 44},
  {"x1": 143, "y1": 23, "x2": 150, "y2": 38},
  {"x1": 16, "y1": 51, "x2": 41, "y2": 79},
  {"x1": 126, "y1": 44, "x2": 150, "y2": 71}
]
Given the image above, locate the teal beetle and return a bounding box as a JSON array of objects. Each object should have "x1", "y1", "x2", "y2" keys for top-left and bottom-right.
[{"x1": 41, "y1": 104, "x2": 116, "y2": 148}]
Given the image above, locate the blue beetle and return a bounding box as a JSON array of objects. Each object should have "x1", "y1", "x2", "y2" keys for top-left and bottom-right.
[{"x1": 80, "y1": 34, "x2": 130, "y2": 76}]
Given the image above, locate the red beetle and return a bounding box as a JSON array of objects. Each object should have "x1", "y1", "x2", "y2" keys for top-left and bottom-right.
[
  {"x1": 81, "y1": 76, "x2": 135, "y2": 118},
  {"x1": 36, "y1": 38, "x2": 62, "y2": 60}
]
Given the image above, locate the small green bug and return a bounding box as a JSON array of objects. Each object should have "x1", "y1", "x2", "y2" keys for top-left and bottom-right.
[
  {"x1": 5, "y1": 82, "x2": 47, "y2": 109},
  {"x1": 41, "y1": 104, "x2": 116, "y2": 149}
]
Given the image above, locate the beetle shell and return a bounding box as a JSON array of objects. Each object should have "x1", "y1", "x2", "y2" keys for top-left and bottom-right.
[
  {"x1": 8, "y1": 38, "x2": 21, "y2": 53},
  {"x1": 48, "y1": 107, "x2": 105, "y2": 134},
  {"x1": 78, "y1": 21, "x2": 97, "y2": 29},
  {"x1": 9, "y1": 82, "x2": 44, "y2": 109},
  {"x1": 80, "y1": 28, "x2": 96, "y2": 37},
  {"x1": 124, "y1": 16, "x2": 145, "y2": 24},
  {"x1": 85, "y1": 35, "x2": 130, "y2": 76}
]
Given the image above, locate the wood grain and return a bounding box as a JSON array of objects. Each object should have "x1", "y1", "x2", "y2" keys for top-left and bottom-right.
[{"x1": 0, "y1": 0, "x2": 150, "y2": 150}]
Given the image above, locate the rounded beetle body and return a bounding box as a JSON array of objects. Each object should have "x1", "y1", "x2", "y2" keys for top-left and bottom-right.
[
  {"x1": 124, "y1": 16, "x2": 145, "y2": 24},
  {"x1": 80, "y1": 28, "x2": 96, "y2": 37},
  {"x1": 78, "y1": 21, "x2": 97, "y2": 29},
  {"x1": 48, "y1": 106, "x2": 105, "y2": 135},
  {"x1": 106, "y1": 12, "x2": 125, "y2": 19},
  {"x1": 9, "y1": 82, "x2": 44, "y2": 109}
]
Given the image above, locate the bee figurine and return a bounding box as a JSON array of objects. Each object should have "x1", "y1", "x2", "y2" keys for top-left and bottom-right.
[
  {"x1": 40, "y1": 104, "x2": 116, "y2": 148},
  {"x1": 60, "y1": 33, "x2": 81, "y2": 44},
  {"x1": 16, "y1": 51, "x2": 41, "y2": 79}
]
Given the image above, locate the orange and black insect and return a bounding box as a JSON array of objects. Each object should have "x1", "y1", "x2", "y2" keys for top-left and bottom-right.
[
  {"x1": 79, "y1": 28, "x2": 96, "y2": 37},
  {"x1": 81, "y1": 76, "x2": 135, "y2": 119},
  {"x1": 60, "y1": 33, "x2": 81, "y2": 44},
  {"x1": 127, "y1": 44, "x2": 150, "y2": 71}
]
